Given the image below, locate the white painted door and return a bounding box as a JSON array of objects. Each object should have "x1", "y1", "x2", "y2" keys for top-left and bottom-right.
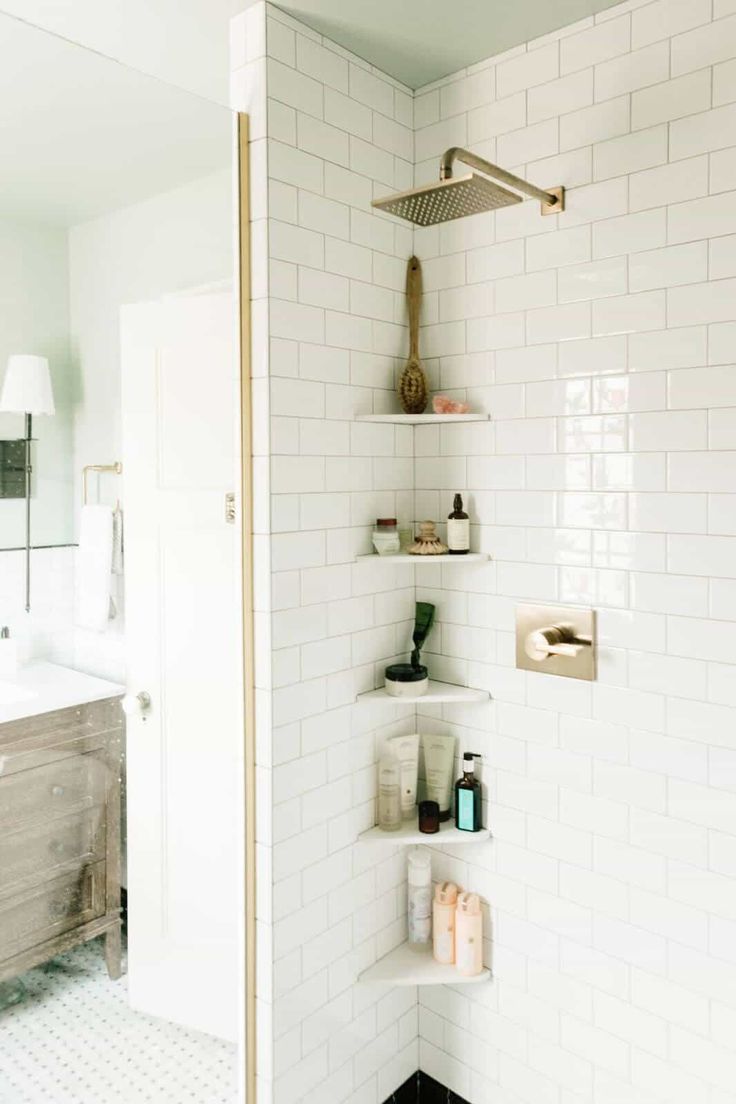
[{"x1": 121, "y1": 288, "x2": 242, "y2": 1042}]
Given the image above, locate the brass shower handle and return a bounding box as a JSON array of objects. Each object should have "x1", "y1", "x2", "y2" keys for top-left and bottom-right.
[{"x1": 524, "y1": 623, "x2": 588, "y2": 662}]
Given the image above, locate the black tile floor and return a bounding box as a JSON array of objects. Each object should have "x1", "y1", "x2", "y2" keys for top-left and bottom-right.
[{"x1": 383, "y1": 1071, "x2": 470, "y2": 1104}]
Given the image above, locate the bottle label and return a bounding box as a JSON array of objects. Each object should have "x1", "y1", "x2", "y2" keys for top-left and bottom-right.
[
  {"x1": 457, "y1": 788, "x2": 474, "y2": 830},
  {"x1": 457, "y1": 934, "x2": 478, "y2": 974},
  {"x1": 435, "y1": 931, "x2": 453, "y2": 963},
  {"x1": 447, "y1": 518, "x2": 469, "y2": 551}
]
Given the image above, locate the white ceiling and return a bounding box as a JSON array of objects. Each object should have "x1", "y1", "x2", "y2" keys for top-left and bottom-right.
[
  {"x1": 0, "y1": 14, "x2": 231, "y2": 226},
  {"x1": 2, "y1": 0, "x2": 628, "y2": 101},
  {"x1": 276, "y1": 0, "x2": 625, "y2": 88}
]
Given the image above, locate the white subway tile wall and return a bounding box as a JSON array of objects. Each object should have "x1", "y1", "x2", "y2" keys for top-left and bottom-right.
[
  {"x1": 235, "y1": 0, "x2": 736, "y2": 1100},
  {"x1": 412, "y1": 0, "x2": 736, "y2": 1100}
]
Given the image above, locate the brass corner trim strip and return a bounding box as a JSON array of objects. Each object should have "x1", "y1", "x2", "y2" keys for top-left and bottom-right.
[{"x1": 237, "y1": 111, "x2": 257, "y2": 1104}]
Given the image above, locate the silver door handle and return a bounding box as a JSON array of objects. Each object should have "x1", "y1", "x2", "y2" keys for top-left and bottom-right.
[{"x1": 122, "y1": 691, "x2": 152, "y2": 719}]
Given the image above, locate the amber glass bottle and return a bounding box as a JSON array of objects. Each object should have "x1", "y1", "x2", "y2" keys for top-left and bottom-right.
[{"x1": 447, "y1": 493, "x2": 469, "y2": 554}]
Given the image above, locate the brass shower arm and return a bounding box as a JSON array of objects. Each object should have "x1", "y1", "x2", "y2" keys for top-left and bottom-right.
[{"x1": 439, "y1": 147, "x2": 564, "y2": 212}]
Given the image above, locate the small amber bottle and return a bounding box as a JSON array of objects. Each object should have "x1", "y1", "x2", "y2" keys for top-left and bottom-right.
[
  {"x1": 455, "y1": 752, "x2": 482, "y2": 832},
  {"x1": 447, "y1": 493, "x2": 469, "y2": 554}
]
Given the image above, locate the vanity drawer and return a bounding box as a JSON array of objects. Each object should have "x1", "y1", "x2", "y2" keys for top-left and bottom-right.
[
  {"x1": 0, "y1": 809, "x2": 106, "y2": 898},
  {"x1": 0, "y1": 754, "x2": 108, "y2": 830},
  {"x1": 0, "y1": 864, "x2": 106, "y2": 959}
]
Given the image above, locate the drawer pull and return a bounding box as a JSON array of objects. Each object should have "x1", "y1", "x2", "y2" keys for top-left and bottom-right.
[
  {"x1": 49, "y1": 839, "x2": 66, "y2": 856},
  {"x1": 48, "y1": 899, "x2": 69, "y2": 920},
  {"x1": 50, "y1": 785, "x2": 65, "y2": 798}
]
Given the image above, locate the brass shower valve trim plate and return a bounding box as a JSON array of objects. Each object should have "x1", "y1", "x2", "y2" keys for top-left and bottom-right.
[{"x1": 515, "y1": 603, "x2": 596, "y2": 681}]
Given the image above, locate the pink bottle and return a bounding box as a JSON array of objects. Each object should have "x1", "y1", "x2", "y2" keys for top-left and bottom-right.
[
  {"x1": 432, "y1": 882, "x2": 458, "y2": 964},
  {"x1": 455, "y1": 892, "x2": 483, "y2": 976}
]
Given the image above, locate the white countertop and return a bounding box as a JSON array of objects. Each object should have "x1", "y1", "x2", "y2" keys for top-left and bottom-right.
[{"x1": 0, "y1": 662, "x2": 125, "y2": 725}]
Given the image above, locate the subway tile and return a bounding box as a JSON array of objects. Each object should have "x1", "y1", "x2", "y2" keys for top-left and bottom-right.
[
  {"x1": 467, "y1": 93, "x2": 527, "y2": 143},
  {"x1": 629, "y1": 326, "x2": 707, "y2": 371},
  {"x1": 558, "y1": 335, "x2": 626, "y2": 377},
  {"x1": 631, "y1": 572, "x2": 708, "y2": 616},
  {"x1": 349, "y1": 63, "x2": 395, "y2": 116},
  {"x1": 668, "y1": 278, "x2": 736, "y2": 327},
  {"x1": 561, "y1": 16, "x2": 632, "y2": 74},
  {"x1": 560, "y1": 95, "x2": 630, "y2": 152},
  {"x1": 594, "y1": 209, "x2": 666, "y2": 259},
  {"x1": 592, "y1": 452, "x2": 665, "y2": 490},
  {"x1": 669, "y1": 368, "x2": 736, "y2": 410},
  {"x1": 632, "y1": 0, "x2": 711, "y2": 49},
  {"x1": 497, "y1": 119, "x2": 559, "y2": 166},
  {"x1": 669, "y1": 534, "x2": 736, "y2": 577},
  {"x1": 630, "y1": 242, "x2": 708, "y2": 292},
  {"x1": 593, "y1": 291, "x2": 666, "y2": 336},
  {"x1": 633, "y1": 69, "x2": 712, "y2": 133},
  {"x1": 671, "y1": 13, "x2": 736, "y2": 76},
  {"x1": 710, "y1": 233, "x2": 736, "y2": 279},
  {"x1": 296, "y1": 37, "x2": 348, "y2": 92},
  {"x1": 558, "y1": 258, "x2": 627, "y2": 302},
  {"x1": 630, "y1": 410, "x2": 707, "y2": 451},
  {"x1": 526, "y1": 226, "x2": 591, "y2": 271},
  {"x1": 629, "y1": 492, "x2": 707, "y2": 534},
  {"x1": 528, "y1": 69, "x2": 594, "y2": 124},
  {"x1": 711, "y1": 146, "x2": 736, "y2": 196},
  {"x1": 595, "y1": 40, "x2": 669, "y2": 100},
  {"x1": 669, "y1": 191, "x2": 736, "y2": 244},
  {"x1": 714, "y1": 57, "x2": 736, "y2": 105},
  {"x1": 497, "y1": 43, "x2": 560, "y2": 97},
  {"x1": 439, "y1": 69, "x2": 494, "y2": 118},
  {"x1": 495, "y1": 271, "x2": 557, "y2": 313},
  {"x1": 629, "y1": 157, "x2": 709, "y2": 212},
  {"x1": 527, "y1": 302, "x2": 591, "y2": 344},
  {"x1": 594, "y1": 125, "x2": 668, "y2": 180},
  {"x1": 670, "y1": 102, "x2": 736, "y2": 160},
  {"x1": 268, "y1": 58, "x2": 323, "y2": 120}
]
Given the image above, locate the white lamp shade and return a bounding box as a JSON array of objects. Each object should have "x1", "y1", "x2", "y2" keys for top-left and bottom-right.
[{"x1": 0, "y1": 354, "x2": 55, "y2": 415}]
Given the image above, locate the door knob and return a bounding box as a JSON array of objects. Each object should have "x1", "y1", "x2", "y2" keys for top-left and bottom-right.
[{"x1": 122, "y1": 691, "x2": 152, "y2": 720}]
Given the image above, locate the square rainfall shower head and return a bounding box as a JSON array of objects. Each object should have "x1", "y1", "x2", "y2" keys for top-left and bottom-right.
[{"x1": 372, "y1": 172, "x2": 522, "y2": 226}]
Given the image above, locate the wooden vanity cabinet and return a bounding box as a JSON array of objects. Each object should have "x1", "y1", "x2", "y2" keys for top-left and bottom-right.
[{"x1": 0, "y1": 697, "x2": 123, "y2": 982}]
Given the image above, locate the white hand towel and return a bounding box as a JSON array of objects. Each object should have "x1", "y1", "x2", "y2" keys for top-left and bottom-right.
[{"x1": 75, "y1": 504, "x2": 114, "y2": 632}]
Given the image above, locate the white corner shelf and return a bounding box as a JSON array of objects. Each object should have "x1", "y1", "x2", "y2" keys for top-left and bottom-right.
[
  {"x1": 355, "y1": 552, "x2": 489, "y2": 565},
  {"x1": 355, "y1": 413, "x2": 490, "y2": 425},
  {"x1": 359, "y1": 941, "x2": 490, "y2": 986},
  {"x1": 356, "y1": 680, "x2": 490, "y2": 706},
  {"x1": 359, "y1": 820, "x2": 491, "y2": 845}
]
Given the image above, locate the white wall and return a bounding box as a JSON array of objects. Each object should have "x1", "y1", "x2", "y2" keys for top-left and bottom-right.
[
  {"x1": 66, "y1": 168, "x2": 234, "y2": 680},
  {"x1": 412, "y1": 2, "x2": 736, "y2": 1101},
  {"x1": 0, "y1": 0, "x2": 243, "y2": 106}
]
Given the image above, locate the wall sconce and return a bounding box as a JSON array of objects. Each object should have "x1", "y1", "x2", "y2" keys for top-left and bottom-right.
[{"x1": 0, "y1": 355, "x2": 55, "y2": 611}]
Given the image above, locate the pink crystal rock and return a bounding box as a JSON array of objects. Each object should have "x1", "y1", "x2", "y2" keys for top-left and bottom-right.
[{"x1": 433, "y1": 395, "x2": 470, "y2": 414}]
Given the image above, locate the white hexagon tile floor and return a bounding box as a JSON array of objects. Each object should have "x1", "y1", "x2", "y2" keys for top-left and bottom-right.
[{"x1": 0, "y1": 938, "x2": 238, "y2": 1103}]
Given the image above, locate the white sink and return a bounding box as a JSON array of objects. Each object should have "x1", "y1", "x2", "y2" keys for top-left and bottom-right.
[
  {"x1": 0, "y1": 663, "x2": 124, "y2": 725},
  {"x1": 0, "y1": 682, "x2": 34, "y2": 706}
]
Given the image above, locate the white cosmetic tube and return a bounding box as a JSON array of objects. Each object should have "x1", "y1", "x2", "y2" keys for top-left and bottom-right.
[
  {"x1": 387, "y1": 733, "x2": 420, "y2": 818},
  {"x1": 421, "y1": 733, "x2": 456, "y2": 821}
]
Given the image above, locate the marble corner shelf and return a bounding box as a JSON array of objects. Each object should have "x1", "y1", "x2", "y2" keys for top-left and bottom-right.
[
  {"x1": 359, "y1": 941, "x2": 490, "y2": 986},
  {"x1": 358, "y1": 820, "x2": 491, "y2": 845},
  {"x1": 354, "y1": 413, "x2": 490, "y2": 425},
  {"x1": 356, "y1": 680, "x2": 490, "y2": 706},
  {"x1": 355, "y1": 552, "x2": 489, "y2": 564}
]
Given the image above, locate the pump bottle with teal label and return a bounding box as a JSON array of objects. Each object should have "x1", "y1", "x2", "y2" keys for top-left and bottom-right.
[{"x1": 455, "y1": 752, "x2": 482, "y2": 832}]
